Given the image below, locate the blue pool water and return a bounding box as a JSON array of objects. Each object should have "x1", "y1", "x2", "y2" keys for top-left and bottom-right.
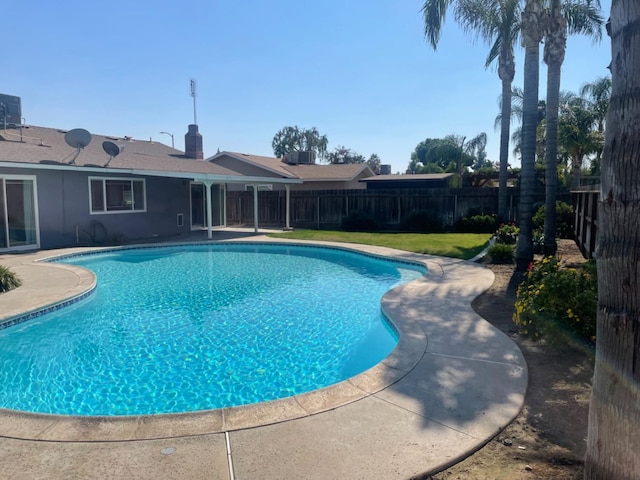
[{"x1": 0, "y1": 244, "x2": 425, "y2": 416}]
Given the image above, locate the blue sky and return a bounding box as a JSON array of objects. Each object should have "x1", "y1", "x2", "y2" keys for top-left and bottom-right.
[{"x1": 5, "y1": 0, "x2": 611, "y2": 174}]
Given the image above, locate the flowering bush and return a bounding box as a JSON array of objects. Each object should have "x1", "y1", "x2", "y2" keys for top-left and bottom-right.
[
  {"x1": 513, "y1": 257, "x2": 597, "y2": 346},
  {"x1": 495, "y1": 223, "x2": 519, "y2": 244}
]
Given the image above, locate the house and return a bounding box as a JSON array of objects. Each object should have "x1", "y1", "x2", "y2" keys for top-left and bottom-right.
[
  {"x1": 209, "y1": 151, "x2": 375, "y2": 191},
  {"x1": 359, "y1": 173, "x2": 455, "y2": 189},
  {"x1": 0, "y1": 123, "x2": 301, "y2": 252}
]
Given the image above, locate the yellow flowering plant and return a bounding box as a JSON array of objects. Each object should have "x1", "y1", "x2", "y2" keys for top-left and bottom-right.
[{"x1": 513, "y1": 257, "x2": 597, "y2": 346}]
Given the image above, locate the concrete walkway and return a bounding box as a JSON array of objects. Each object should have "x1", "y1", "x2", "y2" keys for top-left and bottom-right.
[{"x1": 0, "y1": 233, "x2": 527, "y2": 480}]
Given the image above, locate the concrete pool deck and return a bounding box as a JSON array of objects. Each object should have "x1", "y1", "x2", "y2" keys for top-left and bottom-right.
[{"x1": 0, "y1": 232, "x2": 527, "y2": 479}]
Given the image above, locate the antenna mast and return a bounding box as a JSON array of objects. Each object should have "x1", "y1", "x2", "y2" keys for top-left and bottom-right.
[{"x1": 190, "y1": 78, "x2": 197, "y2": 125}]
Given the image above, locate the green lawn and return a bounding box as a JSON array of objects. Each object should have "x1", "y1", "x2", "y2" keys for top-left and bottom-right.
[{"x1": 268, "y1": 230, "x2": 492, "y2": 260}]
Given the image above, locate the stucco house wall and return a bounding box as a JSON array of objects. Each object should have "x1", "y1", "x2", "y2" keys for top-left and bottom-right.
[{"x1": 1, "y1": 166, "x2": 192, "y2": 249}]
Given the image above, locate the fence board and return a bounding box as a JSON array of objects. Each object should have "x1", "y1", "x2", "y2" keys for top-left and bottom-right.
[{"x1": 227, "y1": 187, "x2": 569, "y2": 230}]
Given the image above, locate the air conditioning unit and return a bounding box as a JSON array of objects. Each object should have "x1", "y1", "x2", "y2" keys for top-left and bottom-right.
[
  {"x1": 282, "y1": 150, "x2": 316, "y2": 165},
  {"x1": 297, "y1": 151, "x2": 316, "y2": 164},
  {"x1": 0, "y1": 94, "x2": 22, "y2": 128}
]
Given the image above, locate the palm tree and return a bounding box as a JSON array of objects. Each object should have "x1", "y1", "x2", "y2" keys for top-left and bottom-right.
[
  {"x1": 516, "y1": 0, "x2": 545, "y2": 270},
  {"x1": 542, "y1": 0, "x2": 603, "y2": 255},
  {"x1": 443, "y1": 132, "x2": 488, "y2": 185},
  {"x1": 558, "y1": 95, "x2": 602, "y2": 186},
  {"x1": 579, "y1": 75, "x2": 611, "y2": 173},
  {"x1": 422, "y1": 0, "x2": 520, "y2": 221},
  {"x1": 585, "y1": 4, "x2": 640, "y2": 478},
  {"x1": 499, "y1": 86, "x2": 547, "y2": 162}
]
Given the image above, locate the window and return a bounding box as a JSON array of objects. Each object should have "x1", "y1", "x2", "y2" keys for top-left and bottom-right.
[
  {"x1": 89, "y1": 177, "x2": 146, "y2": 214},
  {"x1": 244, "y1": 184, "x2": 273, "y2": 191}
]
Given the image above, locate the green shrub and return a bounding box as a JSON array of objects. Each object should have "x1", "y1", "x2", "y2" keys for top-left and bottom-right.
[
  {"x1": 487, "y1": 243, "x2": 515, "y2": 264},
  {"x1": 513, "y1": 257, "x2": 597, "y2": 346},
  {"x1": 457, "y1": 214, "x2": 499, "y2": 233},
  {"x1": 533, "y1": 228, "x2": 544, "y2": 254},
  {"x1": 341, "y1": 211, "x2": 378, "y2": 232},
  {"x1": 532, "y1": 201, "x2": 575, "y2": 239},
  {"x1": 0, "y1": 265, "x2": 22, "y2": 293},
  {"x1": 495, "y1": 223, "x2": 519, "y2": 244},
  {"x1": 400, "y1": 209, "x2": 442, "y2": 233}
]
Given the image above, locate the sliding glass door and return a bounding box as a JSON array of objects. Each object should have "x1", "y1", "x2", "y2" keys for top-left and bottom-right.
[{"x1": 0, "y1": 176, "x2": 39, "y2": 250}]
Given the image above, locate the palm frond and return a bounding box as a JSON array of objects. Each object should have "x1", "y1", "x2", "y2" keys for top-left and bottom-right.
[
  {"x1": 422, "y1": 0, "x2": 453, "y2": 49},
  {"x1": 561, "y1": 1, "x2": 605, "y2": 41}
]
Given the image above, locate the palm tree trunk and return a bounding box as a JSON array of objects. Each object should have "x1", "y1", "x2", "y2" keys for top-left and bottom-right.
[
  {"x1": 498, "y1": 48, "x2": 515, "y2": 222},
  {"x1": 584, "y1": 2, "x2": 640, "y2": 479},
  {"x1": 570, "y1": 157, "x2": 583, "y2": 188},
  {"x1": 516, "y1": 0, "x2": 544, "y2": 270},
  {"x1": 542, "y1": 0, "x2": 566, "y2": 256}
]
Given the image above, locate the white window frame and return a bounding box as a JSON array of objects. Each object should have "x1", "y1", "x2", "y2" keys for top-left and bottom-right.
[
  {"x1": 89, "y1": 176, "x2": 147, "y2": 214},
  {"x1": 0, "y1": 174, "x2": 40, "y2": 251}
]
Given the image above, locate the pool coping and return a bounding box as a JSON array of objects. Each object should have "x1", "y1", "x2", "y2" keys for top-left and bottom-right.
[{"x1": 0, "y1": 236, "x2": 527, "y2": 477}]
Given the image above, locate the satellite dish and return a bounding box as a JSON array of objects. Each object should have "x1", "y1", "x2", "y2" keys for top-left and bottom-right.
[
  {"x1": 64, "y1": 128, "x2": 92, "y2": 164},
  {"x1": 64, "y1": 128, "x2": 91, "y2": 148},
  {"x1": 102, "y1": 141, "x2": 122, "y2": 167}
]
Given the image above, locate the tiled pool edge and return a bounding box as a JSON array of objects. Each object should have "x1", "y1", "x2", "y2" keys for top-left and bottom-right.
[
  {"x1": 0, "y1": 284, "x2": 97, "y2": 331},
  {"x1": 0, "y1": 240, "x2": 431, "y2": 442}
]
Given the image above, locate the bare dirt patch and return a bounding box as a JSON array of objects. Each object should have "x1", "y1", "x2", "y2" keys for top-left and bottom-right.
[{"x1": 430, "y1": 240, "x2": 594, "y2": 480}]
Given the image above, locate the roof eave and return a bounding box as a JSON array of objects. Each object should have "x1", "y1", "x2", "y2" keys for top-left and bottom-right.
[
  {"x1": 0, "y1": 161, "x2": 303, "y2": 184},
  {"x1": 208, "y1": 151, "x2": 298, "y2": 179}
]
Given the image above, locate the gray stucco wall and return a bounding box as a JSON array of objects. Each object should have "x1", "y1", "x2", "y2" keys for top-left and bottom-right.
[{"x1": 2, "y1": 167, "x2": 192, "y2": 249}]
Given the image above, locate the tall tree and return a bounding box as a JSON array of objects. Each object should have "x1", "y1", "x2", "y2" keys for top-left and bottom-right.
[
  {"x1": 584, "y1": 4, "x2": 640, "y2": 479},
  {"x1": 445, "y1": 132, "x2": 488, "y2": 185},
  {"x1": 326, "y1": 146, "x2": 366, "y2": 164},
  {"x1": 366, "y1": 153, "x2": 382, "y2": 174},
  {"x1": 579, "y1": 75, "x2": 611, "y2": 173},
  {"x1": 516, "y1": 0, "x2": 545, "y2": 270},
  {"x1": 272, "y1": 126, "x2": 328, "y2": 161},
  {"x1": 422, "y1": 0, "x2": 520, "y2": 220},
  {"x1": 542, "y1": 0, "x2": 603, "y2": 255},
  {"x1": 558, "y1": 94, "x2": 602, "y2": 185},
  {"x1": 409, "y1": 134, "x2": 485, "y2": 177}
]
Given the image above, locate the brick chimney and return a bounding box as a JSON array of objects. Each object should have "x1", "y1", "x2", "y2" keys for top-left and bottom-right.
[{"x1": 184, "y1": 124, "x2": 203, "y2": 159}]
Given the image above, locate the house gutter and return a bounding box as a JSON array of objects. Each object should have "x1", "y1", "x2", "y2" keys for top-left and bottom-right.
[{"x1": 0, "y1": 161, "x2": 302, "y2": 185}]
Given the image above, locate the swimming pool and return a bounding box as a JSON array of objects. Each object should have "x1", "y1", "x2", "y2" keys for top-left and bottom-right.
[{"x1": 0, "y1": 243, "x2": 425, "y2": 416}]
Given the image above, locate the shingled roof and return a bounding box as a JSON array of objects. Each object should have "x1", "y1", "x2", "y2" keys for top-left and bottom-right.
[
  {"x1": 0, "y1": 125, "x2": 299, "y2": 183},
  {"x1": 211, "y1": 151, "x2": 375, "y2": 181}
]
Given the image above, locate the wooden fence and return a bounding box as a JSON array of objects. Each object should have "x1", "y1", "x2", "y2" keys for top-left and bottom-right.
[
  {"x1": 227, "y1": 187, "x2": 571, "y2": 230},
  {"x1": 573, "y1": 188, "x2": 599, "y2": 259}
]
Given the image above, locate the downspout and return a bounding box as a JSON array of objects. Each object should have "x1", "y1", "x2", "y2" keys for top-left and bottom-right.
[{"x1": 204, "y1": 180, "x2": 213, "y2": 239}]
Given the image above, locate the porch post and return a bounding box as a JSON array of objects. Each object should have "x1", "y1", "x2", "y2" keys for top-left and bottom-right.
[
  {"x1": 222, "y1": 184, "x2": 227, "y2": 226},
  {"x1": 285, "y1": 184, "x2": 291, "y2": 230},
  {"x1": 253, "y1": 185, "x2": 259, "y2": 233},
  {"x1": 204, "y1": 180, "x2": 213, "y2": 240}
]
